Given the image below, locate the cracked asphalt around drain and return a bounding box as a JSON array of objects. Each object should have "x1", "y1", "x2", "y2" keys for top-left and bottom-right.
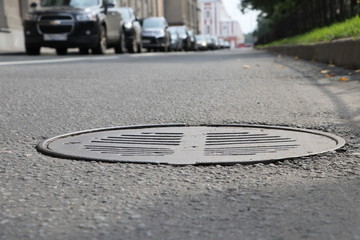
[{"x1": 1, "y1": 49, "x2": 360, "y2": 240}]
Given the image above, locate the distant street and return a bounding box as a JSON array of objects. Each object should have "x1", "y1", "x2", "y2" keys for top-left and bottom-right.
[{"x1": 1, "y1": 49, "x2": 360, "y2": 240}]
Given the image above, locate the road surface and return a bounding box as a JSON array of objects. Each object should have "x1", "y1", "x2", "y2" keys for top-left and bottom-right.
[{"x1": 1, "y1": 49, "x2": 360, "y2": 240}]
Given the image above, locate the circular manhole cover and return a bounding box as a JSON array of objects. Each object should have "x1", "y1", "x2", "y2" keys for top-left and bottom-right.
[{"x1": 37, "y1": 124, "x2": 345, "y2": 165}]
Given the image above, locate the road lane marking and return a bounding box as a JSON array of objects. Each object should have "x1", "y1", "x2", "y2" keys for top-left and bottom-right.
[
  {"x1": 0, "y1": 56, "x2": 120, "y2": 66},
  {"x1": 128, "y1": 52, "x2": 196, "y2": 57}
]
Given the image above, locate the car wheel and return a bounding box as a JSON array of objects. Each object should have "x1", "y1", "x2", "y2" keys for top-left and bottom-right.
[
  {"x1": 114, "y1": 31, "x2": 126, "y2": 54},
  {"x1": 127, "y1": 37, "x2": 137, "y2": 53},
  {"x1": 137, "y1": 40, "x2": 142, "y2": 53},
  {"x1": 56, "y1": 48, "x2": 67, "y2": 55},
  {"x1": 92, "y1": 26, "x2": 107, "y2": 54},
  {"x1": 163, "y1": 39, "x2": 170, "y2": 52},
  {"x1": 25, "y1": 44, "x2": 40, "y2": 55},
  {"x1": 79, "y1": 48, "x2": 89, "y2": 55},
  {"x1": 185, "y1": 40, "x2": 190, "y2": 51}
]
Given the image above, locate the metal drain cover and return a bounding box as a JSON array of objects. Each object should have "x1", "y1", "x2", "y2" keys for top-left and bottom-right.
[{"x1": 37, "y1": 124, "x2": 345, "y2": 165}]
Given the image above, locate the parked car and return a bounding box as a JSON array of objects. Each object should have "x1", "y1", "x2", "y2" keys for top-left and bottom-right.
[
  {"x1": 23, "y1": 0, "x2": 126, "y2": 55},
  {"x1": 119, "y1": 7, "x2": 142, "y2": 53},
  {"x1": 141, "y1": 17, "x2": 171, "y2": 52},
  {"x1": 187, "y1": 30, "x2": 198, "y2": 51},
  {"x1": 195, "y1": 34, "x2": 209, "y2": 50},
  {"x1": 171, "y1": 26, "x2": 191, "y2": 51},
  {"x1": 218, "y1": 38, "x2": 225, "y2": 49},
  {"x1": 167, "y1": 26, "x2": 182, "y2": 51},
  {"x1": 209, "y1": 35, "x2": 218, "y2": 50}
]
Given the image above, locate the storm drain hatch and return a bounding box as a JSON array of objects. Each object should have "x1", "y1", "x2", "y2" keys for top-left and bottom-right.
[{"x1": 36, "y1": 124, "x2": 345, "y2": 165}]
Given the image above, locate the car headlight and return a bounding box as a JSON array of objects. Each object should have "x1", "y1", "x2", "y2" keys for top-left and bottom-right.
[
  {"x1": 25, "y1": 13, "x2": 38, "y2": 21},
  {"x1": 156, "y1": 30, "x2": 165, "y2": 37},
  {"x1": 76, "y1": 13, "x2": 97, "y2": 21},
  {"x1": 124, "y1": 22, "x2": 132, "y2": 29}
]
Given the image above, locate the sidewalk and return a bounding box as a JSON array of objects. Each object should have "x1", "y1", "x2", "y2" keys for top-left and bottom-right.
[{"x1": 266, "y1": 38, "x2": 360, "y2": 69}]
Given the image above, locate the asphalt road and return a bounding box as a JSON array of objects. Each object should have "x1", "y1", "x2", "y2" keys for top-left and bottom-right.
[{"x1": 1, "y1": 49, "x2": 360, "y2": 240}]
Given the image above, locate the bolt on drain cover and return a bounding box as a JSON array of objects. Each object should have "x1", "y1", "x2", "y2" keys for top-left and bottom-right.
[{"x1": 36, "y1": 124, "x2": 345, "y2": 165}]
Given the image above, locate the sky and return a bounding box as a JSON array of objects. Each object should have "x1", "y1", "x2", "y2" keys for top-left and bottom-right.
[{"x1": 222, "y1": 0, "x2": 260, "y2": 34}]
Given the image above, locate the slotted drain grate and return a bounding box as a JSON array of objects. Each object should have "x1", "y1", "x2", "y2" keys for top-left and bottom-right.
[{"x1": 36, "y1": 124, "x2": 345, "y2": 165}]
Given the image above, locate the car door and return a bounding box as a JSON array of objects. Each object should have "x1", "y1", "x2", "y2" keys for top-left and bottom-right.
[
  {"x1": 163, "y1": 19, "x2": 170, "y2": 47},
  {"x1": 105, "y1": 0, "x2": 122, "y2": 43},
  {"x1": 130, "y1": 9, "x2": 141, "y2": 42}
]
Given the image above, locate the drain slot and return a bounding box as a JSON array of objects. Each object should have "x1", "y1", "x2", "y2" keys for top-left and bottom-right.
[{"x1": 85, "y1": 145, "x2": 175, "y2": 156}]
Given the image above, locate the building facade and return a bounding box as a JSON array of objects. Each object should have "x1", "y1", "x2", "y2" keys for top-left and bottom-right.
[
  {"x1": 0, "y1": 0, "x2": 28, "y2": 31},
  {"x1": 0, "y1": 0, "x2": 28, "y2": 51},
  {"x1": 200, "y1": 0, "x2": 244, "y2": 48},
  {"x1": 118, "y1": 0, "x2": 164, "y2": 18},
  {"x1": 164, "y1": 0, "x2": 199, "y2": 32},
  {"x1": 0, "y1": 0, "x2": 200, "y2": 52}
]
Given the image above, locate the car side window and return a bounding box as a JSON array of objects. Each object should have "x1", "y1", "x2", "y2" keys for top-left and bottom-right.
[{"x1": 107, "y1": 0, "x2": 116, "y2": 6}]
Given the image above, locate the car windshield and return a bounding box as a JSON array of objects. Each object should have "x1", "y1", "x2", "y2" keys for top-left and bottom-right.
[
  {"x1": 167, "y1": 28, "x2": 176, "y2": 34},
  {"x1": 143, "y1": 19, "x2": 163, "y2": 29},
  {"x1": 41, "y1": 0, "x2": 99, "y2": 8},
  {"x1": 119, "y1": 9, "x2": 130, "y2": 21},
  {"x1": 196, "y1": 35, "x2": 207, "y2": 41},
  {"x1": 175, "y1": 27, "x2": 186, "y2": 34}
]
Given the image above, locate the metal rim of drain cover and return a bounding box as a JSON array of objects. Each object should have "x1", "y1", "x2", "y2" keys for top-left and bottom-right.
[{"x1": 36, "y1": 124, "x2": 346, "y2": 165}]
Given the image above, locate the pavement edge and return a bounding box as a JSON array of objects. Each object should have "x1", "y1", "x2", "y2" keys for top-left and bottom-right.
[{"x1": 265, "y1": 38, "x2": 360, "y2": 69}]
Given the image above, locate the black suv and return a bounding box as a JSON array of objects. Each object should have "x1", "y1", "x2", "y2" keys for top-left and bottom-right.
[
  {"x1": 23, "y1": 0, "x2": 126, "y2": 55},
  {"x1": 119, "y1": 7, "x2": 142, "y2": 53}
]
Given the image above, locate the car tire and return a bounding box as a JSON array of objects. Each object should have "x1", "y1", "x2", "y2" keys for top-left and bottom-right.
[
  {"x1": 162, "y1": 45, "x2": 168, "y2": 52},
  {"x1": 92, "y1": 26, "x2": 107, "y2": 55},
  {"x1": 114, "y1": 31, "x2": 126, "y2": 54},
  {"x1": 25, "y1": 44, "x2": 41, "y2": 55},
  {"x1": 161, "y1": 38, "x2": 167, "y2": 52},
  {"x1": 56, "y1": 48, "x2": 67, "y2": 55},
  {"x1": 137, "y1": 40, "x2": 142, "y2": 53},
  {"x1": 185, "y1": 40, "x2": 190, "y2": 51},
  {"x1": 127, "y1": 37, "x2": 137, "y2": 54}
]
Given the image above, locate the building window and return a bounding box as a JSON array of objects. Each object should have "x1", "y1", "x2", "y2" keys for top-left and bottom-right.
[
  {"x1": 223, "y1": 25, "x2": 227, "y2": 36},
  {"x1": 206, "y1": 10, "x2": 210, "y2": 18},
  {"x1": 207, "y1": 25, "x2": 210, "y2": 34}
]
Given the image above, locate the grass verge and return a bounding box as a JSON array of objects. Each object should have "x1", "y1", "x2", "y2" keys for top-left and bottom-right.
[{"x1": 258, "y1": 16, "x2": 360, "y2": 47}]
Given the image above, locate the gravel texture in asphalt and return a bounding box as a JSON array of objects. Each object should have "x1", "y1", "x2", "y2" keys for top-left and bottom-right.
[{"x1": 0, "y1": 49, "x2": 359, "y2": 240}]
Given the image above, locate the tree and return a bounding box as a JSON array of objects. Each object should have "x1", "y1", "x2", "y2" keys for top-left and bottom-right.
[
  {"x1": 240, "y1": 0, "x2": 302, "y2": 16},
  {"x1": 239, "y1": 0, "x2": 303, "y2": 38},
  {"x1": 241, "y1": 0, "x2": 360, "y2": 44}
]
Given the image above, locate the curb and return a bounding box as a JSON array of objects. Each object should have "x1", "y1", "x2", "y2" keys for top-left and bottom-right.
[{"x1": 266, "y1": 38, "x2": 360, "y2": 69}]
